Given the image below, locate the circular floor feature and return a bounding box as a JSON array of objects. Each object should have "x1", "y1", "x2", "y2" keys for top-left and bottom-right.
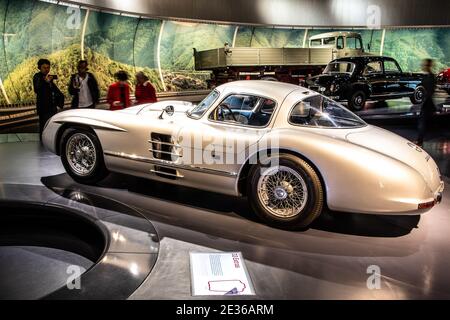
[{"x1": 0, "y1": 199, "x2": 159, "y2": 300}]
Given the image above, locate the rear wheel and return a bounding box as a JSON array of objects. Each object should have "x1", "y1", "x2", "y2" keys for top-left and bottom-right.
[
  {"x1": 247, "y1": 154, "x2": 324, "y2": 230},
  {"x1": 410, "y1": 85, "x2": 426, "y2": 104},
  {"x1": 60, "y1": 128, "x2": 109, "y2": 184},
  {"x1": 348, "y1": 90, "x2": 366, "y2": 111}
]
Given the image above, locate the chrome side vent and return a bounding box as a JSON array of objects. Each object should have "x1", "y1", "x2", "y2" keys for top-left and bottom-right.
[{"x1": 149, "y1": 133, "x2": 181, "y2": 161}]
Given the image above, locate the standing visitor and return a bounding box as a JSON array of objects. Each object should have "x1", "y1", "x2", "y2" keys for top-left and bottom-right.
[
  {"x1": 134, "y1": 71, "x2": 157, "y2": 105},
  {"x1": 416, "y1": 59, "x2": 436, "y2": 146},
  {"x1": 68, "y1": 60, "x2": 100, "y2": 109},
  {"x1": 107, "y1": 70, "x2": 131, "y2": 110},
  {"x1": 33, "y1": 59, "x2": 64, "y2": 140}
]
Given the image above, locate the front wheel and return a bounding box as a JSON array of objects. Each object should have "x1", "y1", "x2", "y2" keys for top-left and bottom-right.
[
  {"x1": 247, "y1": 154, "x2": 324, "y2": 230},
  {"x1": 410, "y1": 85, "x2": 426, "y2": 104},
  {"x1": 348, "y1": 90, "x2": 366, "y2": 111},
  {"x1": 60, "y1": 128, "x2": 109, "y2": 184}
]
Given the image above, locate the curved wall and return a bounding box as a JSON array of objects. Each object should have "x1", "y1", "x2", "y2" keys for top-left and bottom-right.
[
  {"x1": 0, "y1": 0, "x2": 449, "y2": 106},
  {"x1": 65, "y1": 0, "x2": 450, "y2": 27}
]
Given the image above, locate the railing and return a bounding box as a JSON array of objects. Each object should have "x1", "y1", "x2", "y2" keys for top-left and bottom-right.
[{"x1": 0, "y1": 90, "x2": 210, "y2": 128}]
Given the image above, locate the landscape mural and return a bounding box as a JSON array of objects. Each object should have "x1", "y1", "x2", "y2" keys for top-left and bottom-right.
[{"x1": 0, "y1": 0, "x2": 449, "y2": 106}]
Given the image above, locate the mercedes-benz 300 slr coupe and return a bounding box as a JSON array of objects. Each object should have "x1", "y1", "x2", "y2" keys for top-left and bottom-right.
[{"x1": 43, "y1": 81, "x2": 444, "y2": 230}]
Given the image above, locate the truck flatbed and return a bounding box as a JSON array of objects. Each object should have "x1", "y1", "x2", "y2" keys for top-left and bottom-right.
[{"x1": 194, "y1": 47, "x2": 333, "y2": 70}]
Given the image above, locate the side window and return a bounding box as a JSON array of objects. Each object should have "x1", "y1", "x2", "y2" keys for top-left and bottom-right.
[
  {"x1": 336, "y1": 36, "x2": 344, "y2": 49},
  {"x1": 384, "y1": 60, "x2": 401, "y2": 73},
  {"x1": 347, "y1": 36, "x2": 362, "y2": 50},
  {"x1": 323, "y1": 37, "x2": 336, "y2": 46},
  {"x1": 310, "y1": 39, "x2": 322, "y2": 47},
  {"x1": 209, "y1": 94, "x2": 276, "y2": 127},
  {"x1": 363, "y1": 61, "x2": 383, "y2": 75}
]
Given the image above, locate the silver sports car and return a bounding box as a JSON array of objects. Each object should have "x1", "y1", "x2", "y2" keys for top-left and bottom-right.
[{"x1": 43, "y1": 81, "x2": 444, "y2": 229}]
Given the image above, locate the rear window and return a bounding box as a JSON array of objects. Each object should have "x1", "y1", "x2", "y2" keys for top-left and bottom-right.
[{"x1": 289, "y1": 95, "x2": 366, "y2": 128}]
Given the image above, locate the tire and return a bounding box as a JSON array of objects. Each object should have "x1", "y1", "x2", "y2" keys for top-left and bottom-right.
[
  {"x1": 60, "y1": 127, "x2": 109, "y2": 185},
  {"x1": 348, "y1": 90, "x2": 366, "y2": 111},
  {"x1": 247, "y1": 153, "x2": 324, "y2": 230},
  {"x1": 410, "y1": 85, "x2": 426, "y2": 105}
]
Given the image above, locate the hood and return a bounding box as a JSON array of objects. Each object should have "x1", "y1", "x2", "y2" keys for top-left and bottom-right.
[
  {"x1": 345, "y1": 125, "x2": 441, "y2": 192},
  {"x1": 115, "y1": 101, "x2": 194, "y2": 116}
]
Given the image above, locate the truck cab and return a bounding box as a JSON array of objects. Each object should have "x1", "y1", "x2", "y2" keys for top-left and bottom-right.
[{"x1": 309, "y1": 32, "x2": 365, "y2": 59}]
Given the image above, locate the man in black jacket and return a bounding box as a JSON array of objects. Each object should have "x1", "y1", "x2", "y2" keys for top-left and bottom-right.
[
  {"x1": 68, "y1": 60, "x2": 100, "y2": 109},
  {"x1": 417, "y1": 59, "x2": 437, "y2": 146},
  {"x1": 33, "y1": 59, "x2": 64, "y2": 140}
]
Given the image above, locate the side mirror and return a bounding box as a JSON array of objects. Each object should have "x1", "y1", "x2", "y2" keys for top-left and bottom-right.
[{"x1": 159, "y1": 105, "x2": 174, "y2": 119}]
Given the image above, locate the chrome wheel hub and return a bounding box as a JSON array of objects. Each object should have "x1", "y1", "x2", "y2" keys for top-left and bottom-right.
[
  {"x1": 257, "y1": 166, "x2": 308, "y2": 218},
  {"x1": 66, "y1": 133, "x2": 97, "y2": 176},
  {"x1": 354, "y1": 96, "x2": 363, "y2": 105},
  {"x1": 415, "y1": 89, "x2": 424, "y2": 101},
  {"x1": 274, "y1": 187, "x2": 288, "y2": 200}
]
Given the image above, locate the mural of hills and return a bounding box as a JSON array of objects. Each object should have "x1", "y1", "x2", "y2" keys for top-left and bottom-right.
[{"x1": 0, "y1": 0, "x2": 448, "y2": 106}]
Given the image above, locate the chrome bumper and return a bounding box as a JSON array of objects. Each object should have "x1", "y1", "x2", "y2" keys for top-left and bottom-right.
[{"x1": 438, "y1": 83, "x2": 450, "y2": 90}]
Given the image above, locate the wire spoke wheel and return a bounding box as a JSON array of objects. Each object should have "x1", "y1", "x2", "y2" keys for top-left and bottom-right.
[
  {"x1": 257, "y1": 166, "x2": 308, "y2": 218},
  {"x1": 66, "y1": 133, "x2": 97, "y2": 176}
]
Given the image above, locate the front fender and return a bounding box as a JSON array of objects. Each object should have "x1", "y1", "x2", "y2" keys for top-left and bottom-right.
[
  {"x1": 53, "y1": 116, "x2": 127, "y2": 132},
  {"x1": 43, "y1": 111, "x2": 127, "y2": 155}
]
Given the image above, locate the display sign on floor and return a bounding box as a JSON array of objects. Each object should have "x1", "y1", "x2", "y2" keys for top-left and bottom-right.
[{"x1": 190, "y1": 252, "x2": 255, "y2": 296}]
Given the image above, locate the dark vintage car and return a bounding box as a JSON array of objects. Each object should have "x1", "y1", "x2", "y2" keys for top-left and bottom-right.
[
  {"x1": 437, "y1": 68, "x2": 450, "y2": 94},
  {"x1": 306, "y1": 56, "x2": 427, "y2": 110}
]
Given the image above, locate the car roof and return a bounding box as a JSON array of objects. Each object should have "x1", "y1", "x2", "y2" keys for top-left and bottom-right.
[
  {"x1": 331, "y1": 55, "x2": 396, "y2": 63},
  {"x1": 309, "y1": 31, "x2": 361, "y2": 41},
  {"x1": 216, "y1": 80, "x2": 307, "y2": 102}
]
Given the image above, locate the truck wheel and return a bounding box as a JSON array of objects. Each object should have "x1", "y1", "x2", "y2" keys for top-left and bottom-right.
[
  {"x1": 348, "y1": 90, "x2": 366, "y2": 111},
  {"x1": 410, "y1": 85, "x2": 426, "y2": 104},
  {"x1": 60, "y1": 128, "x2": 109, "y2": 185},
  {"x1": 247, "y1": 154, "x2": 324, "y2": 230}
]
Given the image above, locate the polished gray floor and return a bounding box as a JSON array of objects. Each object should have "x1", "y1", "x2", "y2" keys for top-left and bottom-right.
[
  {"x1": 0, "y1": 246, "x2": 92, "y2": 300},
  {"x1": 1, "y1": 138, "x2": 450, "y2": 299}
]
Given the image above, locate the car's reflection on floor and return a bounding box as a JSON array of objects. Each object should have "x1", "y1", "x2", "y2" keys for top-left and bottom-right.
[{"x1": 41, "y1": 172, "x2": 421, "y2": 240}]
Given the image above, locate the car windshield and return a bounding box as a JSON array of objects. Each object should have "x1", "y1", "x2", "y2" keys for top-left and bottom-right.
[
  {"x1": 289, "y1": 95, "x2": 366, "y2": 128},
  {"x1": 323, "y1": 62, "x2": 355, "y2": 74},
  {"x1": 187, "y1": 90, "x2": 220, "y2": 119}
]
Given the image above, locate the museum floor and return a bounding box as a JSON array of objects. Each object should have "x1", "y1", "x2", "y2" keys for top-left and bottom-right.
[{"x1": 0, "y1": 121, "x2": 450, "y2": 299}]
